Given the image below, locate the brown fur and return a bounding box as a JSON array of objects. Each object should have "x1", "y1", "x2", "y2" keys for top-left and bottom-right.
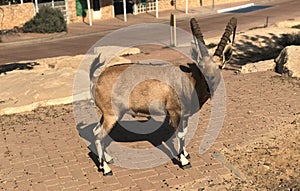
[{"x1": 94, "y1": 62, "x2": 210, "y2": 133}]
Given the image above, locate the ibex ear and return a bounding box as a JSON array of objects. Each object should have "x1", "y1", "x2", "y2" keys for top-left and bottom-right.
[
  {"x1": 220, "y1": 45, "x2": 233, "y2": 69},
  {"x1": 223, "y1": 45, "x2": 233, "y2": 62}
]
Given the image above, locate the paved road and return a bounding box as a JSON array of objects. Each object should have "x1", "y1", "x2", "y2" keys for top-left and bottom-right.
[{"x1": 0, "y1": 0, "x2": 300, "y2": 64}]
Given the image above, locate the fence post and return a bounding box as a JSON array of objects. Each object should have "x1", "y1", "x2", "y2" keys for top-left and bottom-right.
[
  {"x1": 265, "y1": 16, "x2": 269, "y2": 27},
  {"x1": 170, "y1": 14, "x2": 177, "y2": 47},
  {"x1": 34, "y1": 0, "x2": 39, "y2": 14},
  {"x1": 174, "y1": 14, "x2": 176, "y2": 46},
  {"x1": 65, "y1": 0, "x2": 70, "y2": 24},
  {"x1": 123, "y1": 0, "x2": 127, "y2": 22},
  {"x1": 155, "y1": 0, "x2": 158, "y2": 18},
  {"x1": 86, "y1": 0, "x2": 92, "y2": 26},
  {"x1": 185, "y1": 0, "x2": 188, "y2": 14}
]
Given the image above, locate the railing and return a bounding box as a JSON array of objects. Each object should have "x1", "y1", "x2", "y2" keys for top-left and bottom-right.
[
  {"x1": 0, "y1": 0, "x2": 32, "y2": 6},
  {"x1": 133, "y1": 1, "x2": 156, "y2": 15}
]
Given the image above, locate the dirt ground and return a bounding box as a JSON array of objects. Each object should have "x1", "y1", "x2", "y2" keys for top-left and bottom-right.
[
  {"x1": 223, "y1": 113, "x2": 300, "y2": 190},
  {"x1": 1, "y1": 18, "x2": 300, "y2": 190}
]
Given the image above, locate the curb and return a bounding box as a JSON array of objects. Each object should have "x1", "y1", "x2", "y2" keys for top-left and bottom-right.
[
  {"x1": 0, "y1": 32, "x2": 67, "y2": 47},
  {"x1": 217, "y1": 3, "x2": 255, "y2": 13},
  {"x1": 0, "y1": 92, "x2": 90, "y2": 115}
]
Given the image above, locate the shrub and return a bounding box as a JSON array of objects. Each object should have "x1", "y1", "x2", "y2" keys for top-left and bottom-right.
[
  {"x1": 280, "y1": 32, "x2": 300, "y2": 46},
  {"x1": 23, "y1": 6, "x2": 67, "y2": 33}
]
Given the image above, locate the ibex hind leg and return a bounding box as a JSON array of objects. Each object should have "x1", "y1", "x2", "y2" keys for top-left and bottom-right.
[
  {"x1": 169, "y1": 112, "x2": 191, "y2": 169},
  {"x1": 94, "y1": 115, "x2": 116, "y2": 176},
  {"x1": 104, "y1": 151, "x2": 114, "y2": 164},
  {"x1": 177, "y1": 117, "x2": 191, "y2": 169},
  {"x1": 178, "y1": 138, "x2": 191, "y2": 169}
]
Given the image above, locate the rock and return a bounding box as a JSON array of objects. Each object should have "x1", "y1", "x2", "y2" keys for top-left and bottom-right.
[
  {"x1": 239, "y1": 60, "x2": 275, "y2": 74},
  {"x1": 275, "y1": 45, "x2": 300, "y2": 78},
  {"x1": 119, "y1": 47, "x2": 141, "y2": 56},
  {"x1": 94, "y1": 46, "x2": 141, "y2": 57},
  {"x1": 276, "y1": 17, "x2": 300, "y2": 28}
]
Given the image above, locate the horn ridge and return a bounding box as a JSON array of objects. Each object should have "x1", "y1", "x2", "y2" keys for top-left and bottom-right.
[
  {"x1": 214, "y1": 17, "x2": 237, "y2": 58},
  {"x1": 190, "y1": 18, "x2": 206, "y2": 45}
]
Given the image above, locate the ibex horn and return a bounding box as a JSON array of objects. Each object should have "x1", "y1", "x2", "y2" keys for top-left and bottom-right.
[
  {"x1": 214, "y1": 17, "x2": 237, "y2": 58},
  {"x1": 190, "y1": 18, "x2": 206, "y2": 45}
]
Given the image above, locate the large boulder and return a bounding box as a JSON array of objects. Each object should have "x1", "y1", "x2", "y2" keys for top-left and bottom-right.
[
  {"x1": 275, "y1": 45, "x2": 300, "y2": 78},
  {"x1": 240, "y1": 60, "x2": 275, "y2": 74}
]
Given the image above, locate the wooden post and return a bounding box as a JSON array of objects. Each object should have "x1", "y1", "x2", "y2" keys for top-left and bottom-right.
[
  {"x1": 133, "y1": 2, "x2": 138, "y2": 15},
  {"x1": 155, "y1": 0, "x2": 158, "y2": 18},
  {"x1": 34, "y1": 0, "x2": 39, "y2": 13},
  {"x1": 123, "y1": 0, "x2": 127, "y2": 22},
  {"x1": 65, "y1": 0, "x2": 70, "y2": 24},
  {"x1": 170, "y1": 14, "x2": 177, "y2": 47},
  {"x1": 265, "y1": 16, "x2": 269, "y2": 27},
  {"x1": 174, "y1": 14, "x2": 176, "y2": 46},
  {"x1": 170, "y1": 14, "x2": 173, "y2": 46},
  {"x1": 185, "y1": 0, "x2": 188, "y2": 14},
  {"x1": 87, "y1": 0, "x2": 93, "y2": 26}
]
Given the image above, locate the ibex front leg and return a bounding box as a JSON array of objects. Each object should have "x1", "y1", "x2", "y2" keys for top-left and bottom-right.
[
  {"x1": 94, "y1": 116, "x2": 115, "y2": 176},
  {"x1": 177, "y1": 117, "x2": 191, "y2": 169}
]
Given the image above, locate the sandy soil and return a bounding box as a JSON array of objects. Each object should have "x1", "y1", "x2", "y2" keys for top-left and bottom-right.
[{"x1": 222, "y1": 113, "x2": 300, "y2": 190}]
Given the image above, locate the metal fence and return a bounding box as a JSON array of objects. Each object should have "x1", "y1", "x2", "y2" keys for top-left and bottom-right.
[
  {"x1": 133, "y1": 0, "x2": 156, "y2": 15},
  {"x1": 0, "y1": 0, "x2": 31, "y2": 6}
]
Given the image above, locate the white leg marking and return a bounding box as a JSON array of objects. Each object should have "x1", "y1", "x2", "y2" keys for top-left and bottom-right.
[
  {"x1": 179, "y1": 154, "x2": 190, "y2": 166},
  {"x1": 102, "y1": 161, "x2": 112, "y2": 174},
  {"x1": 95, "y1": 139, "x2": 103, "y2": 162},
  {"x1": 183, "y1": 147, "x2": 189, "y2": 158},
  {"x1": 177, "y1": 127, "x2": 188, "y2": 139},
  {"x1": 177, "y1": 117, "x2": 190, "y2": 168},
  {"x1": 93, "y1": 122, "x2": 101, "y2": 136},
  {"x1": 104, "y1": 151, "x2": 113, "y2": 163}
]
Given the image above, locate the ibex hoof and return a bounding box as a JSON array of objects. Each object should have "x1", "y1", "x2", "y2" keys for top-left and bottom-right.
[
  {"x1": 181, "y1": 162, "x2": 192, "y2": 169},
  {"x1": 185, "y1": 154, "x2": 191, "y2": 159},
  {"x1": 103, "y1": 171, "x2": 113, "y2": 176}
]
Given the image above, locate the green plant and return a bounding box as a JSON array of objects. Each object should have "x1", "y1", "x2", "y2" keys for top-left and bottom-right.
[{"x1": 23, "y1": 6, "x2": 67, "y2": 33}]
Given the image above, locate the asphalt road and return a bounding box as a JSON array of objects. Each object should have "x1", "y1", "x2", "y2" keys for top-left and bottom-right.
[{"x1": 0, "y1": 0, "x2": 299, "y2": 64}]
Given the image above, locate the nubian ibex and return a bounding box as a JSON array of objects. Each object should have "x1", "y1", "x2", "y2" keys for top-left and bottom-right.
[{"x1": 90, "y1": 17, "x2": 237, "y2": 175}]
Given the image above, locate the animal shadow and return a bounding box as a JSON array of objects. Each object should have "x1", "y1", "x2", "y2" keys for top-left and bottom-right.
[
  {"x1": 78, "y1": 117, "x2": 181, "y2": 169},
  {"x1": 0, "y1": 62, "x2": 39, "y2": 75}
]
